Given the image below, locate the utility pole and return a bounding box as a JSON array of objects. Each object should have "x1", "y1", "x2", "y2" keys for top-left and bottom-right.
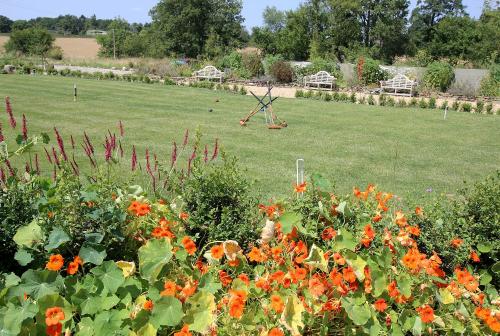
[{"x1": 112, "y1": 29, "x2": 116, "y2": 59}]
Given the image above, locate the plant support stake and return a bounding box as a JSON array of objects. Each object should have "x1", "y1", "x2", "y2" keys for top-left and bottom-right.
[
  {"x1": 74, "y1": 84, "x2": 77, "y2": 102},
  {"x1": 296, "y1": 158, "x2": 304, "y2": 198}
]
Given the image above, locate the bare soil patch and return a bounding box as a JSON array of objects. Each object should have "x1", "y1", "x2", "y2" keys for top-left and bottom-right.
[{"x1": 0, "y1": 36, "x2": 99, "y2": 59}]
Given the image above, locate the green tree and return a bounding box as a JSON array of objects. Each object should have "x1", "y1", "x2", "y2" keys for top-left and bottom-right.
[
  {"x1": 5, "y1": 27, "x2": 54, "y2": 58},
  {"x1": 409, "y1": 0, "x2": 466, "y2": 47},
  {"x1": 96, "y1": 19, "x2": 133, "y2": 57},
  {"x1": 0, "y1": 15, "x2": 13, "y2": 33},
  {"x1": 263, "y1": 6, "x2": 286, "y2": 32},
  {"x1": 476, "y1": 7, "x2": 500, "y2": 64}
]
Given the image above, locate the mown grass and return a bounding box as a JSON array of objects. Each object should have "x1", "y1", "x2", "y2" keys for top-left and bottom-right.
[{"x1": 0, "y1": 74, "x2": 499, "y2": 200}]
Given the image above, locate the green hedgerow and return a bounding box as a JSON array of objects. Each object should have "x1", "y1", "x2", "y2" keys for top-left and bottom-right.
[{"x1": 368, "y1": 95, "x2": 375, "y2": 105}]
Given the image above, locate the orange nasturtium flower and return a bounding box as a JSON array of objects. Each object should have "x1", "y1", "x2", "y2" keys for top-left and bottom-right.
[
  {"x1": 373, "y1": 299, "x2": 388, "y2": 312},
  {"x1": 270, "y1": 294, "x2": 285, "y2": 313},
  {"x1": 45, "y1": 307, "x2": 65, "y2": 326},
  {"x1": 160, "y1": 281, "x2": 177, "y2": 297},
  {"x1": 67, "y1": 256, "x2": 83, "y2": 275},
  {"x1": 182, "y1": 236, "x2": 197, "y2": 255},
  {"x1": 416, "y1": 305, "x2": 435, "y2": 323},
  {"x1": 268, "y1": 328, "x2": 285, "y2": 336},
  {"x1": 247, "y1": 247, "x2": 267, "y2": 263},
  {"x1": 210, "y1": 244, "x2": 224, "y2": 259},
  {"x1": 321, "y1": 227, "x2": 337, "y2": 240},
  {"x1": 342, "y1": 267, "x2": 357, "y2": 284},
  {"x1": 219, "y1": 270, "x2": 233, "y2": 287},
  {"x1": 470, "y1": 251, "x2": 480, "y2": 263},
  {"x1": 174, "y1": 325, "x2": 192, "y2": 336},
  {"x1": 228, "y1": 289, "x2": 247, "y2": 319},
  {"x1": 450, "y1": 238, "x2": 463, "y2": 248},
  {"x1": 46, "y1": 254, "x2": 64, "y2": 271},
  {"x1": 46, "y1": 324, "x2": 62, "y2": 336},
  {"x1": 294, "y1": 182, "x2": 307, "y2": 193},
  {"x1": 415, "y1": 207, "x2": 424, "y2": 216},
  {"x1": 143, "y1": 300, "x2": 154, "y2": 311}
]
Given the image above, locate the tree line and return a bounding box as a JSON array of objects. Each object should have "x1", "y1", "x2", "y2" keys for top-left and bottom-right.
[{"x1": 1, "y1": 0, "x2": 499, "y2": 66}]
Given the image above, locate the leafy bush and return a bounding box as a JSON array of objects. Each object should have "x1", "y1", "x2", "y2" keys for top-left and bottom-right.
[
  {"x1": 479, "y1": 65, "x2": 500, "y2": 97},
  {"x1": 419, "y1": 98, "x2": 428, "y2": 109},
  {"x1": 47, "y1": 46, "x2": 63, "y2": 60},
  {"x1": 358, "y1": 57, "x2": 388, "y2": 85},
  {"x1": 486, "y1": 103, "x2": 493, "y2": 114},
  {"x1": 241, "y1": 52, "x2": 263, "y2": 78},
  {"x1": 475, "y1": 100, "x2": 484, "y2": 113},
  {"x1": 397, "y1": 99, "x2": 407, "y2": 108},
  {"x1": 4, "y1": 27, "x2": 54, "y2": 56},
  {"x1": 358, "y1": 96, "x2": 366, "y2": 104},
  {"x1": 428, "y1": 97, "x2": 437, "y2": 109},
  {"x1": 350, "y1": 93, "x2": 356, "y2": 103},
  {"x1": 367, "y1": 95, "x2": 375, "y2": 105},
  {"x1": 409, "y1": 98, "x2": 418, "y2": 107},
  {"x1": 323, "y1": 92, "x2": 332, "y2": 101},
  {"x1": 378, "y1": 94, "x2": 387, "y2": 106},
  {"x1": 423, "y1": 61, "x2": 455, "y2": 92},
  {"x1": 461, "y1": 102, "x2": 472, "y2": 112},
  {"x1": 295, "y1": 89, "x2": 304, "y2": 98},
  {"x1": 386, "y1": 96, "x2": 395, "y2": 107},
  {"x1": 180, "y1": 155, "x2": 259, "y2": 247},
  {"x1": 269, "y1": 61, "x2": 294, "y2": 83},
  {"x1": 452, "y1": 101, "x2": 460, "y2": 111},
  {"x1": 262, "y1": 54, "x2": 284, "y2": 76},
  {"x1": 303, "y1": 90, "x2": 313, "y2": 98},
  {"x1": 440, "y1": 101, "x2": 449, "y2": 110}
]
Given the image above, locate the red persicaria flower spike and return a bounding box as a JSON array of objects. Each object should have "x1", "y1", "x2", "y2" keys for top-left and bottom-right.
[
  {"x1": 5, "y1": 97, "x2": 16, "y2": 129},
  {"x1": 182, "y1": 129, "x2": 189, "y2": 149},
  {"x1": 0, "y1": 167, "x2": 5, "y2": 184},
  {"x1": 211, "y1": 138, "x2": 219, "y2": 161},
  {"x1": 83, "y1": 132, "x2": 94, "y2": 154},
  {"x1": 187, "y1": 158, "x2": 192, "y2": 176},
  {"x1": 35, "y1": 154, "x2": 40, "y2": 175},
  {"x1": 153, "y1": 153, "x2": 158, "y2": 172},
  {"x1": 44, "y1": 147, "x2": 53, "y2": 164},
  {"x1": 54, "y1": 128, "x2": 67, "y2": 161},
  {"x1": 5, "y1": 159, "x2": 15, "y2": 177},
  {"x1": 145, "y1": 149, "x2": 152, "y2": 175},
  {"x1": 70, "y1": 135, "x2": 75, "y2": 150},
  {"x1": 22, "y1": 114, "x2": 28, "y2": 141},
  {"x1": 118, "y1": 140, "x2": 123, "y2": 158},
  {"x1": 119, "y1": 120, "x2": 124, "y2": 137},
  {"x1": 131, "y1": 145, "x2": 137, "y2": 171},
  {"x1": 51, "y1": 147, "x2": 60, "y2": 167},
  {"x1": 190, "y1": 146, "x2": 197, "y2": 161},
  {"x1": 0, "y1": 122, "x2": 4, "y2": 142},
  {"x1": 171, "y1": 141, "x2": 177, "y2": 168}
]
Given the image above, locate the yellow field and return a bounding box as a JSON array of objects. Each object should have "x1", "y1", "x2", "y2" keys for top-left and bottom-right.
[{"x1": 0, "y1": 36, "x2": 99, "y2": 58}]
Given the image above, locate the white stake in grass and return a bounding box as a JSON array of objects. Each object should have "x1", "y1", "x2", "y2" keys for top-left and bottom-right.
[
  {"x1": 444, "y1": 106, "x2": 448, "y2": 120},
  {"x1": 296, "y1": 158, "x2": 304, "y2": 197},
  {"x1": 73, "y1": 84, "x2": 77, "y2": 102}
]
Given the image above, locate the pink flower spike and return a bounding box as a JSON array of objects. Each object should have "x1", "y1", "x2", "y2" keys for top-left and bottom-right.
[
  {"x1": 22, "y1": 114, "x2": 28, "y2": 142},
  {"x1": 5, "y1": 97, "x2": 16, "y2": 129},
  {"x1": 119, "y1": 120, "x2": 124, "y2": 137}
]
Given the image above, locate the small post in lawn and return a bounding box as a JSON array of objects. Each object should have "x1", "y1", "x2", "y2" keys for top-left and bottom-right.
[
  {"x1": 443, "y1": 106, "x2": 448, "y2": 120},
  {"x1": 73, "y1": 84, "x2": 77, "y2": 102},
  {"x1": 296, "y1": 158, "x2": 304, "y2": 198}
]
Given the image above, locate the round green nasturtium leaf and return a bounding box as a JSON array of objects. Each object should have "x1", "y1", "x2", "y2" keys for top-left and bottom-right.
[{"x1": 150, "y1": 296, "x2": 184, "y2": 327}]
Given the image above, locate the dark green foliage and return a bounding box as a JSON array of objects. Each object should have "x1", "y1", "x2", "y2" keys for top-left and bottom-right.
[
  {"x1": 295, "y1": 89, "x2": 304, "y2": 98},
  {"x1": 461, "y1": 102, "x2": 472, "y2": 112},
  {"x1": 485, "y1": 103, "x2": 493, "y2": 114},
  {"x1": 323, "y1": 93, "x2": 332, "y2": 101},
  {"x1": 411, "y1": 171, "x2": 500, "y2": 282},
  {"x1": 181, "y1": 155, "x2": 259, "y2": 247},
  {"x1": 479, "y1": 64, "x2": 500, "y2": 97},
  {"x1": 423, "y1": 61, "x2": 455, "y2": 92},
  {"x1": 475, "y1": 100, "x2": 484, "y2": 114},
  {"x1": 397, "y1": 99, "x2": 407, "y2": 108},
  {"x1": 0, "y1": 15, "x2": 13, "y2": 33},
  {"x1": 419, "y1": 98, "x2": 428, "y2": 109},
  {"x1": 0, "y1": 179, "x2": 43, "y2": 273},
  {"x1": 241, "y1": 52, "x2": 263, "y2": 78},
  {"x1": 270, "y1": 61, "x2": 294, "y2": 83},
  {"x1": 350, "y1": 93, "x2": 357, "y2": 103},
  {"x1": 359, "y1": 57, "x2": 388, "y2": 85},
  {"x1": 440, "y1": 100, "x2": 448, "y2": 109},
  {"x1": 5, "y1": 27, "x2": 54, "y2": 57},
  {"x1": 428, "y1": 97, "x2": 436, "y2": 109},
  {"x1": 387, "y1": 97, "x2": 396, "y2": 107},
  {"x1": 409, "y1": 98, "x2": 418, "y2": 107},
  {"x1": 451, "y1": 100, "x2": 460, "y2": 111},
  {"x1": 367, "y1": 95, "x2": 375, "y2": 105},
  {"x1": 379, "y1": 94, "x2": 387, "y2": 106}
]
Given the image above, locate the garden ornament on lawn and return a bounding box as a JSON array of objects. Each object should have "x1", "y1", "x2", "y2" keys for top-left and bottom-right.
[{"x1": 239, "y1": 83, "x2": 287, "y2": 129}]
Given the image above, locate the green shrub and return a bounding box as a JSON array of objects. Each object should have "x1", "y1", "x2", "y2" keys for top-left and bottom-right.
[
  {"x1": 387, "y1": 97, "x2": 395, "y2": 107},
  {"x1": 440, "y1": 101, "x2": 448, "y2": 110},
  {"x1": 461, "y1": 102, "x2": 472, "y2": 112},
  {"x1": 350, "y1": 92, "x2": 356, "y2": 103},
  {"x1": 181, "y1": 155, "x2": 259, "y2": 247},
  {"x1": 358, "y1": 96, "x2": 366, "y2": 104},
  {"x1": 367, "y1": 95, "x2": 375, "y2": 105},
  {"x1": 323, "y1": 92, "x2": 332, "y2": 101},
  {"x1": 419, "y1": 98, "x2": 428, "y2": 109},
  {"x1": 241, "y1": 52, "x2": 263, "y2": 78},
  {"x1": 379, "y1": 94, "x2": 387, "y2": 106},
  {"x1": 262, "y1": 54, "x2": 284, "y2": 76},
  {"x1": 332, "y1": 92, "x2": 340, "y2": 101},
  {"x1": 47, "y1": 46, "x2": 63, "y2": 60},
  {"x1": 479, "y1": 64, "x2": 500, "y2": 97},
  {"x1": 339, "y1": 92, "x2": 349, "y2": 102},
  {"x1": 428, "y1": 97, "x2": 437, "y2": 109},
  {"x1": 409, "y1": 98, "x2": 418, "y2": 107},
  {"x1": 452, "y1": 101, "x2": 460, "y2": 111},
  {"x1": 295, "y1": 89, "x2": 304, "y2": 98},
  {"x1": 475, "y1": 100, "x2": 484, "y2": 114},
  {"x1": 423, "y1": 61, "x2": 455, "y2": 92},
  {"x1": 303, "y1": 90, "x2": 313, "y2": 99},
  {"x1": 358, "y1": 57, "x2": 388, "y2": 85},
  {"x1": 239, "y1": 86, "x2": 247, "y2": 95},
  {"x1": 397, "y1": 99, "x2": 407, "y2": 108},
  {"x1": 220, "y1": 51, "x2": 242, "y2": 73},
  {"x1": 270, "y1": 61, "x2": 294, "y2": 83},
  {"x1": 485, "y1": 103, "x2": 493, "y2": 114}
]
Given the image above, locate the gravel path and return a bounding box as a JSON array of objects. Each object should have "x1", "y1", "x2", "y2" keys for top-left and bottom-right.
[{"x1": 54, "y1": 64, "x2": 135, "y2": 76}]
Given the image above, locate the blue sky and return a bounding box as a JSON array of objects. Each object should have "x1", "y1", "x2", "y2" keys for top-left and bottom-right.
[{"x1": 1, "y1": 0, "x2": 485, "y2": 29}]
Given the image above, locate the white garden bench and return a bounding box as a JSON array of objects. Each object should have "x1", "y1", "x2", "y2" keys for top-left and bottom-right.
[
  {"x1": 193, "y1": 65, "x2": 224, "y2": 83},
  {"x1": 304, "y1": 71, "x2": 336, "y2": 90},
  {"x1": 380, "y1": 74, "x2": 417, "y2": 97}
]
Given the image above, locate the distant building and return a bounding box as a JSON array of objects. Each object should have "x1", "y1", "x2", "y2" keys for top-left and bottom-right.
[{"x1": 86, "y1": 30, "x2": 107, "y2": 36}]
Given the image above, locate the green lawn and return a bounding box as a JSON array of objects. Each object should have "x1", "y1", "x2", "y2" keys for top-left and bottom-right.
[{"x1": 1, "y1": 74, "x2": 499, "y2": 199}]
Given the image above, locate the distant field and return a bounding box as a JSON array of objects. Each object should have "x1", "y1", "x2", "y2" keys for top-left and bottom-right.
[
  {"x1": 0, "y1": 36, "x2": 99, "y2": 58},
  {"x1": 0, "y1": 74, "x2": 499, "y2": 200}
]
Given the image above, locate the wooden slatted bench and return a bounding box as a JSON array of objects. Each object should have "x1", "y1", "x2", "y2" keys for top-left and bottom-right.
[
  {"x1": 304, "y1": 71, "x2": 336, "y2": 90},
  {"x1": 380, "y1": 74, "x2": 417, "y2": 97},
  {"x1": 193, "y1": 65, "x2": 224, "y2": 83}
]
